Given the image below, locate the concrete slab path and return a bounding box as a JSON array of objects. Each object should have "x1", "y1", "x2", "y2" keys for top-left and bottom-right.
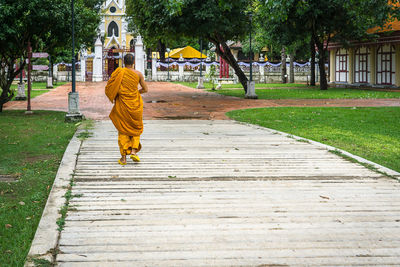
[
  {"x1": 20, "y1": 82, "x2": 400, "y2": 265},
  {"x1": 52, "y1": 120, "x2": 400, "y2": 266}
]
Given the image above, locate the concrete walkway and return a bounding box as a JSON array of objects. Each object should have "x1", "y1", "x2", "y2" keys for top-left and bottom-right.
[
  {"x1": 28, "y1": 120, "x2": 399, "y2": 266},
  {"x1": 22, "y1": 82, "x2": 400, "y2": 266}
]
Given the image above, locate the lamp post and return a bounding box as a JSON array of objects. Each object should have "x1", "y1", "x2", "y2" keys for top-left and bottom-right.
[
  {"x1": 71, "y1": 0, "x2": 76, "y2": 94},
  {"x1": 196, "y1": 39, "x2": 205, "y2": 89},
  {"x1": 166, "y1": 48, "x2": 171, "y2": 81},
  {"x1": 249, "y1": 12, "x2": 253, "y2": 82},
  {"x1": 47, "y1": 55, "x2": 53, "y2": 88},
  {"x1": 66, "y1": 0, "x2": 83, "y2": 122},
  {"x1": 245, "y1": 11, "x2": 257, "y2": 99}
]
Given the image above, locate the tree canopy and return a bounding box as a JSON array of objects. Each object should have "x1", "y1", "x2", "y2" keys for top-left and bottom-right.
[
  {"x1": 257, "y1": 0, "x2": 400, "y2": 89},
  {"x1": 126, "y1": 0, "x2": 253, "y2": 92},
  {"x1": 0, "y1": 0, "x2": 101, "y2": 111}
]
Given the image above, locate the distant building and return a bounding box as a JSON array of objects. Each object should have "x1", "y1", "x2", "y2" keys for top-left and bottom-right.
[
  {"x1": 328, "y1": 20, "x2": 400, "y2": 88},
  {"x1": 100, "y1": 0, "x2": 136, "y2": 51},
  {"x1": 84, "y1": 0, "x2": 145, "y2": 82}
]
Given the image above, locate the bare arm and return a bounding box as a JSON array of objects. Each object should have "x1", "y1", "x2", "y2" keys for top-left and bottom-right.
[{"x1": 138, "y1": 72, "x2": 148, "y2": 94}]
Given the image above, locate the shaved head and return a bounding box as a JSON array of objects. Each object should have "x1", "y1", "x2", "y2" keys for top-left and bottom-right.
[{"x1": 124, "y1": 53, "x2": 134, "y2": 66}]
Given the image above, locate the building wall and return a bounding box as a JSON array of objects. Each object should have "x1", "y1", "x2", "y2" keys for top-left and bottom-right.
[
  {"x1": 330, "y1": 44, "x2": 399, "y2": 88},
  {"x1": 396, "y1": 45, "x2": 400, "y2": 86}
]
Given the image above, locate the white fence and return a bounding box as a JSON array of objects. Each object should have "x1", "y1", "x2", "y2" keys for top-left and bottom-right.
[{"x1": 150, "y1": 60, "x2": 318, "y2": 83}]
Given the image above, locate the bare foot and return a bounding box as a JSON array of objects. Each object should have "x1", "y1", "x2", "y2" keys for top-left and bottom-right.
[{"x1": 119, "y1": 155, "x2": 127, "y2": 165}]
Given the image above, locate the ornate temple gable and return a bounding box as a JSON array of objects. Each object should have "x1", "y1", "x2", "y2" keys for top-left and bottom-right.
[
  {"x1": 105, "y1": 34, "x2": 121, "y2": 48},
  {"x1": 104, "y1": 0, "x2": 124, "y2": 11}
]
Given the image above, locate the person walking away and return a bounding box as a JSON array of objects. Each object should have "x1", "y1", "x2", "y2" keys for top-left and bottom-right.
[{"x1": 105, "y1": 53, "x2": 148, "y2": 165}]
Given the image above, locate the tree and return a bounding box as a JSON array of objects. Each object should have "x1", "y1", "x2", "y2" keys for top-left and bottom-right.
[
  {"x1": 126, "y1": 0, "x2": 252, "y2": 93},
  {"x1": 258, "y1": 0, "x2": 400, "y2": 90},
  {"x1": 0, "y1": 0, "x2": 101, "y2": 112}
]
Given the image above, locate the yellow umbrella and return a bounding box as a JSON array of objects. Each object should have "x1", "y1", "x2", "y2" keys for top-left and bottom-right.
[{"x1": 153, "y1": 46, "x2": 207, "y2": 59}]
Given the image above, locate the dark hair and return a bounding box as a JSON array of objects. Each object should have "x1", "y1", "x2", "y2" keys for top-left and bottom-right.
[{"x1": 124, "y1": 53, "x2": 134, "y2": 66}]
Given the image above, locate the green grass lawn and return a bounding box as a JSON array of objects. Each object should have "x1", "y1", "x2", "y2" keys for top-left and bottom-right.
[
  {"x1": 7, "y1": 82, "x2": 67, "y2": 100},
  {"x1": 175, "y1": 81, "x2": 308, "y2": 89},
  {"x1": 176, "y1": 81, "x2": 400, "y2": 99},
  {"x1": 213, "y1": 87, "x2": 400, "y2": 99},
  {"x1": 12, "y1": 90, "x2": 50, "y2": 100},
  {"x1": 0, "y1": 111, "x2": 77, "y2": 266},
  {"x1": 227, "y1": 107, "x2": 400, "y2": 173}
]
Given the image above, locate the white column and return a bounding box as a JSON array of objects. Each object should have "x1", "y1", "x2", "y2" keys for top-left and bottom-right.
[
  {"x1": 47, "y1": 77, "x2": 53, "y2": 88},
  {"x1": 259, "y1": 56, "x2": 265, "y2": 83},
  {"x1": 15, "y1": 82, "x2": 26, "y2": 100},
  {"x1": 245, "y1": 81, "x2": 257, "y2": 99},
  {"x1": 80, "y1": 50, "x2": 87, "y2": 82},
  {"x1": 135, "y1": 35, "x2": 145, "y2": 75},
  {"x1": 53, "y1": 64, "x2": 58, "y2": 82},
  {"x1": 205, "y1": 57, "x2": 211, "y2": 76},
  {"x1": 92, "y1": 37, "x2": 103, "y2": 82},
  {"x1": 178, "y1": 54, "x2": 184, "y2": 81},
  {"x1": 152, "y1": 57, "x2": 157, "y2": 81}
]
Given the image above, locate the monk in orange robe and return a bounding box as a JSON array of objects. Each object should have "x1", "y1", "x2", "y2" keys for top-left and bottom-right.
[{"x1": 105, "y1": 54, "x2": 148, "y2": 165}]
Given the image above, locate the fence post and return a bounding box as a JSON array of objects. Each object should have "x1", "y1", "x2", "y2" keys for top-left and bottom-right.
[
  {"x1": 135, "y1": 35, "x2": 145, "y2": 76},
  {"x1": 80, "y1": 50, "x2": 86, "y2": 82},
  {"x1": 92, "y1": 37, "x2": 103, "y2": 82},
  {"x1": 179, "y1": 54, "x2": 184, "y2": 81},
  {"x1": 152, "y1": 57, "x2": 157, "y2": 81},
  {"x1": 259, "y1": 55, "x2": 265, "y2": 83}
]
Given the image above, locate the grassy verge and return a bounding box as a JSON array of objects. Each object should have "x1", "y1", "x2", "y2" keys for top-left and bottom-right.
[
  {"x1": 175, "y1": 81, "x2": 400, "y2": 99},
  {"x1": 8, "y1": 82, "x2": 68, "y2": 100},
  {"x1": 0, "y1": 110, "x2": 77, "y2": 266},
  {"x1": 227, "y1": 107, "x2": 400, "y2": 172},
  {"x1": 212, "y1": 87, "x2": 400, "y2": 99},
  {"x1": 11, "y1": 82, "x2": 67, "y2": 90},
  {"x1": 174, "y1": 81, "x2": 309, "y2": 89}
]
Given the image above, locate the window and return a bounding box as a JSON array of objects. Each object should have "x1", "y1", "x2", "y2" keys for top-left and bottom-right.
[
  {"x1": 107, "y1": 21, "x2": 119, "y2": 37},
  {"x1": 354, "y1": 47, "x2": 370, "y2": 83},
  {"x1": 377, "y1": 45, "x2": 396, "y2": 85},
  {"x1": 335, "y1": 48, "x2": 348, "y2": 82},
  {"x1": 110, "y1": 6, "x2": 116, "y2": 13}
]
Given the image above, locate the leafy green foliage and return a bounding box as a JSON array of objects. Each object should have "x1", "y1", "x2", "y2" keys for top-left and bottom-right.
[
  {"x1": 257, "y1": 0, "x2": 400, "y2": 89},
  {"x1": 0, "y1": 0, "x2": 102, "y2": 111},
  {"x1": 126, "y1": 0, "x2": 253, "y2": 92},
  {"x1": 227, "y1": 107, "x2": 400, "y2": 172}
]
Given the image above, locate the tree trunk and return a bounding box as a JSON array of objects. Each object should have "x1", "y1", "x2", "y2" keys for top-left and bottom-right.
[
  {"x1": 210, "y1": 37, "x2": 248, "y2": 93},
  {"x1": 314, "y1": 40, "x2": 328, "y2": 90},
  {"x1": 281, "y1": 47, "x2": 287, "y2": 84},
  {"x1": 289, "y1": 54, "x2": 294, "y2": 83},
  {"x1": 0, "y1": 59, "x2": 23, "y2": 112},
  {"x1": 310, "y1": 38, "x2": 316, "y2": 86},
  {"x1": 0, "y1": 83, "x2": 13, "y2": 113},
  {"x1": 158, "y1": 40, "x2": 166, "y2": 62},
  {"x1": 318, "y1": 55, "x2": 328, "y2": 90}
]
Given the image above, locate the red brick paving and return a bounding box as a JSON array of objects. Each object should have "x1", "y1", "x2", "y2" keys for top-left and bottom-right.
[{"x1": 4, "y1": 82, "x2": 400, "y2": 120}]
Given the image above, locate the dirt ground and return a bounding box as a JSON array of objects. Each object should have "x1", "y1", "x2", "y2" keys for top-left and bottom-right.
[{"x1": 4, "y1": 81, "x2": 400, "y2": 120}]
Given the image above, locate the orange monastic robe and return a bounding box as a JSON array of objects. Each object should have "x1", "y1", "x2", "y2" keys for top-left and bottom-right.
[{"x1": 105, "y1": 67, "x2": 143, "y2": 156}]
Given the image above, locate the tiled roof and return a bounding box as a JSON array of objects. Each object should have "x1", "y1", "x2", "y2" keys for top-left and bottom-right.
[{"x1": 368, "y1": 19, "x2": 400, "y2": 33}]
